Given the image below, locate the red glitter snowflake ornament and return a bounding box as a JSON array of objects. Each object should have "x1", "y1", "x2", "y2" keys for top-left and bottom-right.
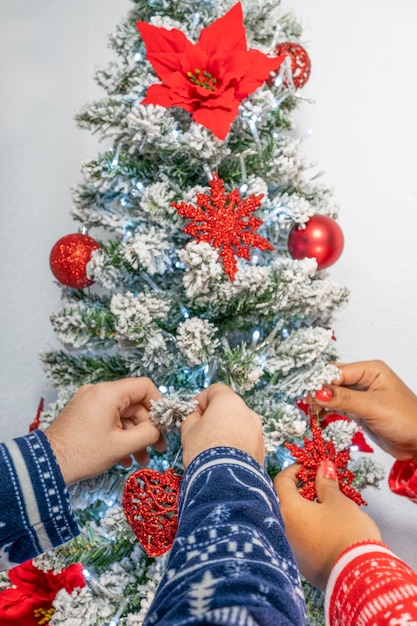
[
  {"x1": 285, "y1": 414, "x2": 367, "y2": 506},
  {"x1": 173, "y1": 173, "x2": 273, "y2": 280}
]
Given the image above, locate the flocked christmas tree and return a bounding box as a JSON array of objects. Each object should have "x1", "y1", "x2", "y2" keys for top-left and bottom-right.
[{"x1": 2, "y1": 1, "x2": 386, "y2": 624}]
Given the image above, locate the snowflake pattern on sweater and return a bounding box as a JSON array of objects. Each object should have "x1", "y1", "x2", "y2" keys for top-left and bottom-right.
[{"x1": 144, "y1": 447, "x2": 306, "y2": 625}]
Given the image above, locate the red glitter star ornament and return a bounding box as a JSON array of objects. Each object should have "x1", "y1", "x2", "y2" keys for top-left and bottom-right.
[
  {"x1": 172, "y1": 172, "x2": 273, "y2": 280},
  {"x1": 285, "y1": 414, "x2": 367, "y2": 506}
]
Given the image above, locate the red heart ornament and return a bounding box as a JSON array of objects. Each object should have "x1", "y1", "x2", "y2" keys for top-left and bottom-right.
[{"x1": 122, "y1": 468, "x2": 182, "y2": 557}]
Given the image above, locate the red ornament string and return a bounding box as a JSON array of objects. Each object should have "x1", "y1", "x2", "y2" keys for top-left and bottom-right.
[
  {"x1": 122, "y1": 468, "x2": 182, "y2": 557},
  {"x1": 172, "y1": 172, "x2": 273, "y2": 280},
  {"x1": 285, "y1": 413, "x2": 367, "y2": 506},
  {"x1": 29, "y1": 398, "x2": 44, "y2": 432}
]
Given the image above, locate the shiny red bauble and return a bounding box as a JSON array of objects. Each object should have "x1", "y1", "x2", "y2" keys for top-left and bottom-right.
[
  {"x1": 50, "y1": 233, "x2": 102, "y2": 288},
  {"x1": 288, "y1": 215, "x2": 344, "y2": 270},
  {"x1": 270, "y1": 42, "x2": 311, "y2": 89}
]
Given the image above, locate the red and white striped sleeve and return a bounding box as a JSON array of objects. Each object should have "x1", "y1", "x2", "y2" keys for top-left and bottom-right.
[{"x1": 325, "y1": 541, "x2": 417, "y2": 626}]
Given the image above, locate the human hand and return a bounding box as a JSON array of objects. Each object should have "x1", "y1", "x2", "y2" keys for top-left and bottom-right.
[
  {"x1": 313, "y1": 360, "x2": 417, "y2": 462},
  {"x1": 45, "y1": 378, "x2": 166, "y2": 485},
  {"x1": 181, "y1": 383, "x2": 265, "y2": 469},
  {"x1": 274, "y1": 461, "x2": 382, "y2": 590}
]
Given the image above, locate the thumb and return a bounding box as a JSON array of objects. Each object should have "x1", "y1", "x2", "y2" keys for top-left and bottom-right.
[
  {"x1": 315, "y1": 459, "x2": 342, "y2": 503},
  {"x1": 116, "y1": 421, "x2": 162, "y2": 456},
  {"x1": 315, "y1": 385, "x2": 372, "y2": 418}
]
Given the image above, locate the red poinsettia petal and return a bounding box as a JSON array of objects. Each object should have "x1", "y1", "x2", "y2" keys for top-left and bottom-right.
[
  {"x1": 0, "y1": 586, "x2": 46, "y2": 626},
  {"x1": 236, "y1": 49, "x2": 285, "y2": 98},
  {"x1": 192, "y1": 85, "x2": 236, "y2": 111},
  {"x1": 8, "y1": 560, "x2": 85, "y2": 601},
  {"x1": 192, "y1": 100, "x2": 240, "y2": 140},
  {"x1": 198, "y1": 3, "x2": 247, "y2": 57},
  {"x1": 0, "y1": 586, "x2": 31, "y2": 609},
  {"x1": 9, "y1": 561, "x2": 54, "y2": 601},
  {"x1": 136, "y1": 21, "x2": 192, "y2": 81},
  {"x1": 52, "y1": 563, "x2": 85, "y2": 594},
  {"x1": 142, "y1": 83, "x2": 194, "y2": 113}
]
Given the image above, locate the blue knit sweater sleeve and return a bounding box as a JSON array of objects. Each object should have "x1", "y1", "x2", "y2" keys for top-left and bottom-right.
[
  {"x1": 0, "y1": 430, "x2": 79, "y2": 570},
  {"x1": 144, "y1": 447, "x2": 306, "y2": 625}
]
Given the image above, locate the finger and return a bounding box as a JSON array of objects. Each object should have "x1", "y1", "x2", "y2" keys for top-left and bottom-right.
[
  {"x1": 134, "y1": 448, "x2": 150, "y2": 466},
  {"x1": 314, "y1": 460, "x2": 342, "y2": 503},
  {"x1": 118, "y1": 454, "x2": 133, "y2": 468},
  {"x1": 95, "y1": 377, "x2": 162, "y2": 414},
  {"x1": 121, "y1": 404, "x2": 155, "y2": 424},
  {"x1": 273, "y1": 463, "x2": 304, "y2": 506},
  {"x1": 314, "y1": 383, "x2": 379, "y2": 417},
  {"x1": 330, "y1": 361, "x2": 385, "y2": 389},
  {"x1": 152, "y1": 433, "x2": 167, "y2": 453},
  {"x1": 116, "y1": 421, "x2": 162, "y2": 458},
  {"x1": 180, "y1": 410, "x2": 201, "y2": 438},
  {"x1": 194, "y1": 382, "x2": 237, "y2": 412}
]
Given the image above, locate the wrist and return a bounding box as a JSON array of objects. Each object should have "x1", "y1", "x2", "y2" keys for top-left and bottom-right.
[{"x1": 44, "y1": 429, "x2": 77, "y2": 485}]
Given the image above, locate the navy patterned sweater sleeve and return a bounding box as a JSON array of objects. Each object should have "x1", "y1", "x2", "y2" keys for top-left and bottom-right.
[
  {"x1": 0, "y1": 430, "x2": 79, "y2": 571},
  {"x1": 144, "y1": 447, "x2": 306, "y2": 625}
]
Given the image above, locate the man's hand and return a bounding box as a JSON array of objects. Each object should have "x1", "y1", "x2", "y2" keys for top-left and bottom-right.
[
  {"x1": 181, "y1": 383, "x2": 265, "y2": 469},
  {"x1": 45, "y1": 377, "x2": 166, "y2": 484}
]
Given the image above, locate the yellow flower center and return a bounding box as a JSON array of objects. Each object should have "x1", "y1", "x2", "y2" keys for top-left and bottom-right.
[
  {"x1": 186, "y1": 68, "x2": 216, "y2": 91},
  {"x1": 34, "y1": 606, "x2": 55, "y2": 625}
]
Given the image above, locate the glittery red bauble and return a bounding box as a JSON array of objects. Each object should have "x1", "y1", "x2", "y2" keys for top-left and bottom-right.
[
  {"x1": 288, "y1": 215, "x2": 344, "y2": 270},
  {"x1": 123, "y1": 468, "x2": 182, "y2": 557},
  {"x1": 269, "y1": 42, "x2": 311, "y2": 89},
  {"x1": 49, "y1": 233, "x2": 101, "y2": 289}
]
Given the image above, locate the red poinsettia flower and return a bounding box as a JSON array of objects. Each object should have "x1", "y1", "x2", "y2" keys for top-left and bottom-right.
[
  {"x1": 0, "y1": 559, "x2": 85, "y2": 625},
  {"x1": 136, "y1": 2, "x2": 285, "y2": 140}
]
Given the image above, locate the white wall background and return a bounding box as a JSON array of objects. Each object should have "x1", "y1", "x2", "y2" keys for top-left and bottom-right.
[{"x1": 1, "y1": 1, "x2": 416, "y2": 567}]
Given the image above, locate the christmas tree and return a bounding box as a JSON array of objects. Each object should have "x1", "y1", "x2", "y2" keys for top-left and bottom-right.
[{"x1": 3, "y1": 1, "x2": 385, "y2": 623}]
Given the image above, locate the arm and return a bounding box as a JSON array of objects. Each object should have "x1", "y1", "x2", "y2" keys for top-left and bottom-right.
[
  {"x1": 0, "y1": 377, "x2": 165, "y2": 571},
  {"x1": 0, "y1": 430, "x2": 79, "y2": 570},
  {"x1": 144, "y1": 383, "x2": 306, "y2": 625},
  {"x1": 144, "y1": 447, "x2": 306, "y2": 625},
  {"x1": 274, "y1": 462, "x2": 417, "y2": 625},
  {"x1": 326, "y1": 541, "x2": 417, "y2": 626}
]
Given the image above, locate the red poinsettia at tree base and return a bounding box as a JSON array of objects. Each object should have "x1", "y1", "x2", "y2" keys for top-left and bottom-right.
[
  {"x1": 136, "y1": 2, "x2": 285, "y2": 140},
  {"x1": 172, "y1": 172, "x2": 273, "y2": 280},
  {"x1": 0, "y1": 559, "x2": 85, "y2": 625}
]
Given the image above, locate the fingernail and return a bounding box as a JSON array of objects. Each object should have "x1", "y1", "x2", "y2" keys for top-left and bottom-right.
[
  {"x1": 321, "y1": 459, "x2": 337, "y2": 480},
  {"x1": 315, "y1": 387, "x2": 333, "y2": 402}
]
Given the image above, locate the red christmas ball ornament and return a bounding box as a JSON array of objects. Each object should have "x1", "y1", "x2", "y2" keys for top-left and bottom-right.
[
  {"x1": 288, "y1": 214, "x2": 344, "y2": 270},
  {"x1": 50, "y1": 233, "x2": 101, "y2": 288},
  {"x1": 271, "y1": 42, "x2": 311, "y2": 89}
]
